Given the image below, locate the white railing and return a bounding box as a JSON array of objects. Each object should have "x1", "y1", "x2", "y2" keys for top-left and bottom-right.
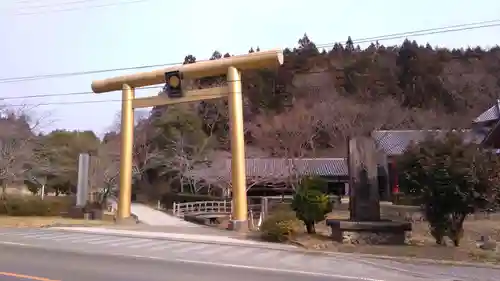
[
  {"x1": 172, "y1": 200, "x2": 271, "y2": 230},
  {"x1": 172, "y1": 200, "x2": 232, "y2": 217},
  {"x1": 172, "y1": 200, "x2": 261, "y2": 218}
]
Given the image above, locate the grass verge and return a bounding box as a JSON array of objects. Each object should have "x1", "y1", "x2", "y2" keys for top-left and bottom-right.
[
  {"x1": 0, "y1": 216, "x2": 114, "y2": 228},
  {"x1": 289, "y1": 208, "x2": 500, "y2": 265}
]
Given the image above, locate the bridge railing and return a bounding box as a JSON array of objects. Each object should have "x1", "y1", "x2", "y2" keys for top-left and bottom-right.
[
  {"x1": 172, "y1": 200, "x2": 262, "y2": 218},
  {"x1": 172, "y1": 200, "x2": 231, "y2": 217}
]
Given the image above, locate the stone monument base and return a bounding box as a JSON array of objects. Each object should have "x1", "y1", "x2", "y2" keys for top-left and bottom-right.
[
  {"x1": 115, "y1": 215, "x2": 140, "y2": 225},
  {"x1": 227, "y1": 219, "x2": 248, "y2": 232},
  {"x1": 63, "y1": 206, "x2": 86, "y2": 219},
  {"x1": 326, "y1": 219, "x2": 412, "y2": 245}
]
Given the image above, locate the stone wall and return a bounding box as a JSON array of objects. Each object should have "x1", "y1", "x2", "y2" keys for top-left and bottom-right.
[{"x1": 337, "y1": 230, "x2": 408, "y2": 245}]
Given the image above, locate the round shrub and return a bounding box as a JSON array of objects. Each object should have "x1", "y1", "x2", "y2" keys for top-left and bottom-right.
[
  {"x1": 260, "y1": 210, "x2": 301, "y2": 242},
  {"x1": 391, "y1": 192, "x2": 420, "y2": 206}
]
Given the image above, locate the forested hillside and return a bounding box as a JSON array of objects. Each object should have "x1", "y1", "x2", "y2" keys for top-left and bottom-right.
[
  {"x1": 157, "y1": 34, "x2": 500, "y2": 157},
  {"x1": 2, "y1": 34, "x2": 500, "y2": 199}
]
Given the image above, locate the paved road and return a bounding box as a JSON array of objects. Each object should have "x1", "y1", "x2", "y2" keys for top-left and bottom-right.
[
  {"x1": 0, "y1": 243, "x2": 343, "y2": 281},
  {"x1": 108, "y1": 198, "x2": 200, "y2": 227},
  {"x1": 0, "y1": 228, "x2": 498, "y2": 281},
  {"x1": 130, "y1": 203, "x2": 203, "y2": 226}
]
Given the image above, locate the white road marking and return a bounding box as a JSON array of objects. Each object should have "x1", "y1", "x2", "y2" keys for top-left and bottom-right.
[
  {"x1": 51, "y1": 234, "x2": 89, "y2": 242},
  {"x1": 34, "y1": 234, "x2": 75, "y2": 240},
  {"x1": 280, "y1": 253, "x2": 306, "y2": 266},
  {"x1": 106, "y1": 238, "x2": 137, "y2": 246},
  {"x1": 87, "y1": 238, "x2": 116, "y2": 245},
  {"x1": 75, "y1": 237, "x2": 107, "y2": 243},
  {"x1": 174, "y1": 258, "x2": 386, "y2": 281},
  {"x1": 17, "y1": 233, "x2": 52, "y2": 239},
  {"x1": 147, "y1": 241, "x2": 185, "y2": 251},
  {"x1": 108, "y1": 238, "x2": 149, "y2": 247},
  {"x1": 197, "y1": 245, "x2": 231, "y2": 256},
  {"x1": 222, "y1": 247, "x2": 253, "y2": 258},
  {"x1": 0, "y1": 237, "x2": 450, "y2": 281},
  {"x1": 257, "y1": 249, "x2": 284, "y2": 259},
  {"x1": 128, "y1": 240, "x2": 160, "y2": 249},
  {"x1": 171, "y1": 243, "x2": 209, "y2": 254},
  {"x1": 0, "y1": 241, "x2": 28, "y2": 246}
]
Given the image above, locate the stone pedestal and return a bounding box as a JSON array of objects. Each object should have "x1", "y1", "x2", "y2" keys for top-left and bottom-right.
[
  {"x1": 325, "y1": 137, "x2": 412, "y2": 245},
  {"x1": 101, "y1": 211, "x2": 116, "y2": 222},
  {"x1": 184, "y1": 213, "x2": 227, "y2": 225},
  {"x1": 115, "y1": 216, "x2": 139, "y2": 225},
  {"x1": 64, "y1": 206, "x2": 86, "y2": 219},
  {"x1": 348, "y1": 136, "x2": 380, "y2": 221},
  {"x1": 326, "y1": 219, "x2": 411, "y2": 245},
  {"x1": 227, "y1": 219, "x2": 248, "y2": 232}
]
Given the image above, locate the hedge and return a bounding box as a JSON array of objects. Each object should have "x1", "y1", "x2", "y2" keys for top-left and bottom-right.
[
  {"x1": 391, "y1": 192, "x2": 420, "y2": 206},
  {"x1": 0, "y1": 196, "x2": 73, "y2": 216}
]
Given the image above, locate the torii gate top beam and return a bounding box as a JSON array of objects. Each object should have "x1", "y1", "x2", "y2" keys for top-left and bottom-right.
[{"x1": 91, "y1": 49, "x2": 284, "y2": 94}]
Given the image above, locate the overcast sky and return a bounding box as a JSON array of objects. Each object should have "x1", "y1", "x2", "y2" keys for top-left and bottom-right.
[{"x1": 1, "y1": 0, "x2": 499, "y2": 135}]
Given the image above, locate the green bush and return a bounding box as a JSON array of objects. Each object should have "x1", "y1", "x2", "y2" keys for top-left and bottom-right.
[
  {"x1": 269, "y1": 202, "x2": 293, "y2": 213},
  {"x1": 291, "y1": 176, "x2": 332, "y2": 234},
  {"x1": 0, "y1": 196, "x2": 72, "y2": 216},
  {"x1": 397, "y1": 133, "x2": 500, "y2": 246},
  {"x1": 260, "y1": 209, "x2": 301, "y2": 242},
  {"x1": 391, "y1": 192, "x2": 420, "y2": 206}
]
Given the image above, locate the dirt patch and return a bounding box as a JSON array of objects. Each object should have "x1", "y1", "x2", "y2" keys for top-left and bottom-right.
[
  {"x1": 0, "y1": 216, "x2": 114, "y2": 228},
  {"x1": 292, "y1": 208, "x2": 500, "y2": 264},
  {"x1": 182, "y1": 204, "x2": 500, "y2": 264}
]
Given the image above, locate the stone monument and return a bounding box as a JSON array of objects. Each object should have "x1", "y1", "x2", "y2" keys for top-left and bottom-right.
[{"x1": 326, "y1": 136, "x2": 411, "y2": 245}]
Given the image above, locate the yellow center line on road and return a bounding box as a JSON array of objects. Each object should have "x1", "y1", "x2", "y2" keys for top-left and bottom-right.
[{"x1": 0, "y1": 271, "x2": 61, "y2": 281}]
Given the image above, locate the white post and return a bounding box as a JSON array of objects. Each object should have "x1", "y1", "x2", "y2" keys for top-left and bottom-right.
[
  {"x1": 76, "y1": 153, "x2": 90, "y2": 207},
  {"x1": 41, "y1": 184, "x2": 45, "y2": 200},
  {"x1": 257, "y1": 212, "x2": 263, "y2": 229},
  {"x1": 249, "y1": 209, "x2": 254, "y2": 229},
  {"x1": 261, "y1": 197, "x2": 269, "y2": 221},
  {"x1": 230, "y1": 199, "x2": 234, "y2": 219}
]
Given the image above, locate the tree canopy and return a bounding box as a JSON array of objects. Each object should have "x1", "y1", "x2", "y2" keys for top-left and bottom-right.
[
  {"x1": 2, "y1": 33, "x2": 500, "y2": 202},
  {"x1": 397, "y1": 133, "x2": 500, "y2": 245}
]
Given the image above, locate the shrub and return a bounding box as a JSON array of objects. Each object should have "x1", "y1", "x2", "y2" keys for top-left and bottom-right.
[
  {"x1": 291, "y1": 176, "x2": 332, "y2": 234},
  {"x1": 260, "y1": 209, "x2": 301, "y2": 242},
  {"x1": 0, "y1": 196, "x2": 72, "y2": 216},
  {"x1": 397, "y1": 133, "x2": 500, "y2": 246},
  {"x1": 269, "y1": 202, "x2": 293, "y2": 213},
  {"x1": 391, "y1": 192, "x2": 420, "y2": 206}
]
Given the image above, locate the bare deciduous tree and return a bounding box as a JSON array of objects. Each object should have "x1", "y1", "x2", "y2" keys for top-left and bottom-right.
[
  {"x1": 89, "y1": 142, "x2": 120, "y2": 202},
  {"x1": 150, "y1": 103, "x2": 224, "y2": 195},
  {"x1": 185, "y1": 149, "x2": 288, "y2": 196},
  {"x1": 0, "y1": 105, "x2": 50, "y2": 197},
  {"x1": 249, "y1": 100, "x2": 319, "y2": 158},
  {"x1": 247, "y1": 85, "x2": 447, "y2": 189},
  {"x1": 167, "y1": 136, "x2": 215, "y2": 194},
  {"x1": 248, "y1": 99, "x2": 323, "y2": 189},
  {"x1": 107, "y1": 110, "x2": 150, "y2": 133},
  {"x1": 89, "y1": 133, "x2": 153, "y2": 204}
]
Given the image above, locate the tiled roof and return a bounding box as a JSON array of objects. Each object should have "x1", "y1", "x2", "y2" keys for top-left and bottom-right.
[
  {"x1": 473, "y1": 100, "x2": 500, "y2": 124},
  {"x1": 371, "y1": 129, "x2": 484, "y2": 156},
  {"x1": 192, "y1": 158, "x2": 349, "y2": 182},
  {"x1": 239, "y1": 158, "x2": 348, "y2": 178}
]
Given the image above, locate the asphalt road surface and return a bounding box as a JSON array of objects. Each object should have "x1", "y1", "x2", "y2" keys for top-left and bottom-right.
[
  {"x1": 0, "y1": 228, "x2": 425, "y2": 281},
  {"x1": 0, "y1": 243, "x2": 375, "y2": 281},
  {"x1": 1, "y1": 228, "x2": 499, "y2": 281}
]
